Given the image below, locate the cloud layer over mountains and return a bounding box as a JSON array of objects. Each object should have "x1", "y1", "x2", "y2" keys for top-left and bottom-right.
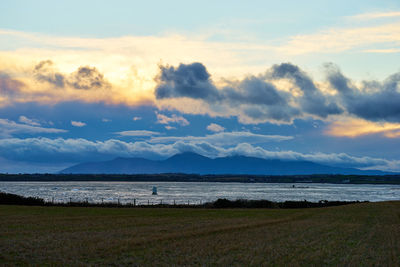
[{"x1": 0, "y1": 136, "x2": 396, "y2": 171}]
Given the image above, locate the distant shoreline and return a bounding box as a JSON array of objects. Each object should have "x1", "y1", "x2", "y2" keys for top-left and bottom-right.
[{"x1": 1, "y1": 173, "x2": 400, "y2": 184}]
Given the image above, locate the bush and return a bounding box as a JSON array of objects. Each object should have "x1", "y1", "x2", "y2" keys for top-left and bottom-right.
[{"x1": 0, "y1": 191, "x2": 45, "y2": 206}]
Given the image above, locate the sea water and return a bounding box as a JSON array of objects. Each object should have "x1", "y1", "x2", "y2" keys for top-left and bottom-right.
[{"x1": 1, "y1": 181, "x2": 400, "y2": 205}]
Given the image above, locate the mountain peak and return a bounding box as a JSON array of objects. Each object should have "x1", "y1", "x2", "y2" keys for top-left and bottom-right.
[{"x1": 167, "y1": 152, "x2": 210, "y2": 160}]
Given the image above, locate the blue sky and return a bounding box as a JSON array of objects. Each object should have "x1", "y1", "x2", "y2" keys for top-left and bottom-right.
[{"x1": 1, "y1": 1, "x2": 400, "y2": 173}]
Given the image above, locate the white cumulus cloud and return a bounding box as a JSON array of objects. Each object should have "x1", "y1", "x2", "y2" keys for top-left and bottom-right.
[
  {"x1": 207, "y1": 123, "x2": 225, "y2": 132},
  {"x1": 156, "y1": 112, "x2": 189, "y2": 126},
  {"x1": 71, "y1": 121, "x2": 86, "y2": 127}
]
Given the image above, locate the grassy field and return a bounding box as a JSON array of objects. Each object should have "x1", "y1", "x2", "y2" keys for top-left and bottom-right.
[{"x1": 0, "y1": 202, "x2": 399, "y2": 266}]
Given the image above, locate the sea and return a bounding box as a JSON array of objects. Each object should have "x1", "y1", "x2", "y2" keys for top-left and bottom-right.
[{"x1": 1, "y1": 181, "x2": 400, "y2": 205}]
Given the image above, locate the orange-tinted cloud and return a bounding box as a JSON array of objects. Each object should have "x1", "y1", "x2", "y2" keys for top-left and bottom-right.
[
  {"x1": 325, "y1": 118, "x2": 400, "y2": 138},
  {"x1": 0, "y1": 59, "x2": 154, "y2": 107}
]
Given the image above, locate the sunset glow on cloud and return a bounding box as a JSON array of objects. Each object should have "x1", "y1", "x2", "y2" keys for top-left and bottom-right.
[{"x1": 326, "y1": 119, "x2": 400, "y2": 138}]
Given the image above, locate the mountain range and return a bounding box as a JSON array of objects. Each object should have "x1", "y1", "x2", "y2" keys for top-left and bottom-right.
[{"x1": 60, "y1": 152, "x2": 387, "y2": 175}]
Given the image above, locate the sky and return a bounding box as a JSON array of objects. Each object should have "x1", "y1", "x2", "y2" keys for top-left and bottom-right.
[{"x1": 1, "y1": 0, "x2": 400, "y2": 173}]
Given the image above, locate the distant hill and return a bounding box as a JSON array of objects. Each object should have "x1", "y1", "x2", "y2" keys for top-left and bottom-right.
[{"x1": 60, "y1": 152, "x2": 387, "y2": 175}]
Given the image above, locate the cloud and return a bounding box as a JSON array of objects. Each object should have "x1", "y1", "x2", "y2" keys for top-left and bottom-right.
[
  {"x1": 268, "y1": 63, "x2": 342, "y2": 118},
  {"x1": 0, "y1": 137, "x2": 178, "y2": 163},
  {"x1": 33, "y1": 61, "x2": 111, "y2": 90},
  {"x1": 68, "y1": 66, "x2": 110, "y2": 90},
  {"x1": 207, "y1": 123, "x2": 225, "y2": 132},
  {"x1": 223, "y1": 76, "x2": 299, "y2": 123},
  {"x1": 155, "y1": 61, "x2": 400, "y2": 127},
  {"x1": 2, "y1": 23, "x2": 400, "y2": 125},
  {"x1": 0, "y1": 28, "x2": 275, "y2": 83},
  {"x1": 325, "y1": 63, "x2": 400, "y2": 122},
  {"x1": 155, "y1": 62, "x2": 300, "y2": 124},
  {"x1": 33, "y1": 60, "x2": 65, "y2": 88},
  {"x1": 1, "y1": 16, "x2": 399, "y2": 109},
  {"x1": 3, "y1": 46, "x2": 400, "y2": 128},
  {"x1": 155, "y1": 62, "x2": 220, "y2": 101},
  {"x1": 116, "y1": 130, "x2": 161, "y2": 137},
  {"x1": 71, "y1": 120, "x2": 86, "y2": 127},
  {"x1": 7, "y1": 56, "x2": 400, "y2": 138},
  {"x1": 149, "y1": 131, "x2": 293, "y2": 146},
  {"x1": 2, "y1": 58, "x2": 152, "y2": 107},
  {"x1": 156, "y1": 112, "x2": 189, "y2": 126},
  {"x1": 325, "y1": 118, "x2": 400, "y2": 138},
  {"x1": 279, "y1": 21, "x2": 400, "y2": 55},
  {"x1": 350, "y1": 11, "x2": 400, "y2": 20},
  {"x1": 0, "y1": 118, "x2": 66, "y2": 137},
  {"x1": 0, "y1": 137, "x2": 398, "y2": 171},
  {"x1": 102, "y1": 118, "x2": 111, "y2": 122},
  {"x1": 18, "y1": 116, "x2": 41, "y2": 126},
  {"x1": 154, "y1": 62, "x2": 342, "y2": 123},
  {"x1": 155, "y1": 62, "x2": 287, "y2": 107},
  {"x1": 0, "y1": 72, "x2": 24, "y2": 97},
  {"x1": 221, "y1": 143, "x2": 399, "y2": 171},
  {"x1": 132, "y1": 116, "x2": 141, "y2": 121},
  {"x1": 363, "y1": 48, "x2": 400, "y2": 53},
  {"x1": 0, "y1": 29, "x2": 274, "y2": 108}
]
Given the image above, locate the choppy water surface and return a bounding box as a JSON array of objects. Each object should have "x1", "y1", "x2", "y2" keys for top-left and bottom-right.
[{"x1": 1, "y1": 181, "x2": 400, "y2": 205}]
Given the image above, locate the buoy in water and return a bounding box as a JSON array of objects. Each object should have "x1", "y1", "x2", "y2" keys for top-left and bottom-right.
[{"x1": 152, "y1": 186, "x2": 158, "y2": 195}]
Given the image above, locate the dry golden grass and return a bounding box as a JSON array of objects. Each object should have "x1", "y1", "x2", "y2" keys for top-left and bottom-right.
[{"x1": 0, "y1": 202, "x2": 399, "y2": 266}]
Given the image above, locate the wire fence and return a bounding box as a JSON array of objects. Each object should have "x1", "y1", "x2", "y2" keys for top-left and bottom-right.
[{"x1": 47, "y1": 197, "x2": 205, "y2": 207}]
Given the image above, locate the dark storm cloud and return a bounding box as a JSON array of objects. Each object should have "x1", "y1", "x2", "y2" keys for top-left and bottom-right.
[
  {"x1": 326, "y1": 63, "x2": 400, "y2": 122},
  {"x1": 0, "y1": 72, "x2": 24, "y2": 96},
  {"x1": 33, "y1": 60, "x2": 111, "y2": 90},
  {"x1": 155, "y1": 63, "x2": 288, "y2": 105},
  {"x1": 155, "y1": 62, "x2": 298, "y2": 122},
  {"x1": 223, "y1": 77, "x2": 299, "y2": 122},
  {"x1": 222, "y1": 77, "x2": 286, "y2": 105},
  {"x1": 268, "y1": 63, "x2": 342, "y2": 118},
  {"x1": 33, "y1": 60, "x2": 65, "y2": 88},
  {"x1": 155, "y1": 62, "x2": 220, "y2": 101},
  {"x1": 155, "y1": 61, "x2": 400, "y2": 124}
]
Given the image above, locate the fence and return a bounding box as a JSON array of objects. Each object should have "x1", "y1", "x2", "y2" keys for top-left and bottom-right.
[
  {"x1": 0, "y1": 191, "x2": 362, "y2": 208},
  {"x1": 48, "y1": 197, "x2": 205, "y2": 207}
]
